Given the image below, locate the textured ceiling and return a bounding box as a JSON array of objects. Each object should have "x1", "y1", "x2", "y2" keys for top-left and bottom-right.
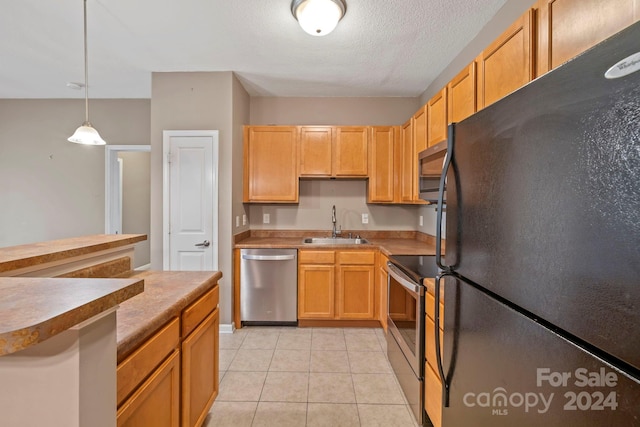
[{"x1": 0, "y1": 0, "x2": 508, "y2": 99}]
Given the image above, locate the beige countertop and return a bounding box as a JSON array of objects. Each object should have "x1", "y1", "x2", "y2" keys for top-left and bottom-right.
[
  {"x1": 234, "y1": 231, "x2": 440, "y2": 256},
  {"x1": 114, "y1": 270, "x2": 222, "y2": 363},
  {"x1": 0, "y1": 234, "x2": 146, "y2": 274},
  {"x1": 0, "y1": 276, "x2": 144, "y2": 356}
]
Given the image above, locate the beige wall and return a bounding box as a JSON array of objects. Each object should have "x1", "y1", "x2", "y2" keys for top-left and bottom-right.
[
  {"x1": 0, "y1": 99, "x2": 150, "y2": 247},
  {"x1": 151, "y1": 71, "x2": 249, "y2": 327},
  {"x1": 250, "y1": 97, "x2": 419, "y2": 126},
  {"x1": 119, "y1": 151, "x2": 151, "y2": 267}
]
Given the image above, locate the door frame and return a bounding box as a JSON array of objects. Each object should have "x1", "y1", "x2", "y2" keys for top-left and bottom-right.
[
  {"x1": 162, "y1": 130, "x2": 219, "y2": 270},
  {"x1": 105, "y1": 145, "x2": 151, "y2": 234}
]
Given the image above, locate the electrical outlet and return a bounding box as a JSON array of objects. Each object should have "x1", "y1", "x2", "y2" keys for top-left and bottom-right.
[
  {"x1": 362, "y1": 213, "x2": 369, "y2": 224},
  {"x1": 263, "y1": 213, "x2": 270, "y2": 224},
  {"x1": 242, "y1": 214, "x2": 247, "y2": 225},
  {"x1": 419, "y1": 215, "x2": 424, "y2": 226},
  {"x1": 235, "y1": 216, "x2": 240, "y2": 227}
]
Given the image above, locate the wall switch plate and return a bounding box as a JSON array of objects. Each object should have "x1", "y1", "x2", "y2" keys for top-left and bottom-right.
[
  {"x1": 263, "y1": 213, "x2": 270, "y2": 224},
  {"x1": 242, "y1": 214, "x2": 247, "y2": 225},
  {"x1": 419, "y1": 215, "x2": 423, "y2": 226},
  {"x1": 362, "y1": 213, "x2": 369, "y2": 224},
  {"x1": 236, "y1": 216, "x2": 240, "y2": 227}
]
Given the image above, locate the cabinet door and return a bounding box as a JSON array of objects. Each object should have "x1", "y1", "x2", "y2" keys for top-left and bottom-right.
[
  {"x1": 477, "y1": 9, "x2": 534, "y2": 109},
  {"x1": 447, "y1": 62, "x2": 477, "y2": 123},
  {"x1": 368, "y1": 126, "x2": 397, "y2": 203},
  {"x1": 298, "y1": 264, "x2": 335, "y2": 319},
  {"x1": 299, "y1": 126, "x2": 333, "y2": 176},
  {"x1": 117, "y1": 350, "x2": 180, "y2": 427},
  {"x1": 536, "y1": 0, "x2": 640, "y2": 76},
  {"x1": 427, "y1": 88, "x2": 447, "y2": 147},
  {"x1": 181, "y1": 309, "x2": 219, "y2": 427},
  {"x1": 334, "y1": 126, "x2": 368, "y2": 176},
  {"x1": 412, "y1": 105, "x2": 428, "y2": 155},
  {"x1": 337, "y1": 265, "x2": 376, "y2": 319},
  {"x1": 243, "y1": 126, "x2": 298, "y2": 202},
  {"x1": 400, "y1": 118, "x2": 415, "y2": 203}
]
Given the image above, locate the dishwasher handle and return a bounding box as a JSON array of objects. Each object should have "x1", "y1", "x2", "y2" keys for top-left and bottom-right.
[{"x1": 241, "y1": 254, "x2": 296, "y2": 261}]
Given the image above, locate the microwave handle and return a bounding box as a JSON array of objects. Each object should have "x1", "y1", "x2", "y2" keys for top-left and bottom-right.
[{"x1": 436, "y1": 123, "x2": 454, "y2": 271}]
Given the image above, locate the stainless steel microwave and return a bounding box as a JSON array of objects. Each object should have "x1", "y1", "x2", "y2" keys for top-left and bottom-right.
[{"x1": 418, "y1": 139, "x2": 447, "y2": 203}]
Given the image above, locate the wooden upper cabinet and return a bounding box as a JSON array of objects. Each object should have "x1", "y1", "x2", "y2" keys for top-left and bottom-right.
[
  {"x1": 412, "y1": 105, "x2": 428, "y2": 155},
  {"x1": 477, "y1": 9, "x2": 534, "y2": 109},
  {"x1": 536, "y1": 0, "x2": 640, "y2": 76},
  {"x1": 427, "y1": 88, "x2": 447, "y2": 147},
  {"x1": 299, "y1": 126, "x2": 333, "y2": 176},
  {"x1": 447, "y1": 61, "x2": 477, "y2": 123},
  {"x1": 400, "y1": 118, "x2": 418, "y2": 203},
  {"x1": 400, "y1": 118, "x2": 415, "y2": 203},
  {"x1": 368, "y1": 126, "x2": 398, "y2": 203},
  {"x1": 334, "y1": 126, "x2": 368, "y2": 176},
  {"x1": 299, "y1": 126, "x2": 368, "y2": 177},
  {"x1": 243, "y1": 126, "x2": 298, "y2": 203}
]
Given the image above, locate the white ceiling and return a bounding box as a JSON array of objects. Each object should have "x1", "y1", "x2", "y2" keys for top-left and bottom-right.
[{"x1": 0, "y1": 0, "x2": 508, "y2": 99}]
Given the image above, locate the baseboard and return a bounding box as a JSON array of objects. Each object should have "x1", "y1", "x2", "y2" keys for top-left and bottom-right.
[
  {"x1": 219, "y1": 323, "x2": 235, "y2": 334},
  {"x1": 134, "y1": 263, "x2": 151, "y2": 271}
]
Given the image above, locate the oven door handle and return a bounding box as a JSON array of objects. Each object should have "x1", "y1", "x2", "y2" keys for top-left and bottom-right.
[{"x1": 387, "y1": 263, "x2": 424, "y2": 296}]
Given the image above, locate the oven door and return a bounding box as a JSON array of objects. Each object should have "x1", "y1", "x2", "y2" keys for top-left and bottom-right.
[{"x1": 387, "y1": 262, "x2": 425, "y2": 376}]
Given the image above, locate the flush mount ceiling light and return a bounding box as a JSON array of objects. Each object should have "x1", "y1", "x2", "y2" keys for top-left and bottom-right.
[
  {"x1": 291, "y1": 0, "x2": 346, "y2": 36},
  {"x1": 68, "y1": 0, "x2": 106, "y2": 146}
]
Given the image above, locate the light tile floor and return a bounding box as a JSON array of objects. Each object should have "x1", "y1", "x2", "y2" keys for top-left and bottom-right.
[{"x1": 204, "y1": 327, "x2": 419, "y2": 427}]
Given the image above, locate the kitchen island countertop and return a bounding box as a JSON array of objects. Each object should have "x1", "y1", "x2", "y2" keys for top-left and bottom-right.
[
  {"x1": 0, "y1": 276, "x2": 143, "y2": 356},
  {"x1": 114, "y1": 269, "x2": 222, "y2": 362}
]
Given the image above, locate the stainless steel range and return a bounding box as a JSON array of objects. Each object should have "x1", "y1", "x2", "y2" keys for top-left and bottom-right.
[{"x1": 386, "y1": 255, "x2": 440, "y2": 426}]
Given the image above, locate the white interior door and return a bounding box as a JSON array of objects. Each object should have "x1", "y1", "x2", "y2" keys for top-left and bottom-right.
[{"x1": 163, "y1": 131, "x2": 219, "y2": 271}]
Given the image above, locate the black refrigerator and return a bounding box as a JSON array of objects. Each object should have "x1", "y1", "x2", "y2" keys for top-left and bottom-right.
[{"x1": 434, "y1": 21, "x2": 640, "y2": 426}]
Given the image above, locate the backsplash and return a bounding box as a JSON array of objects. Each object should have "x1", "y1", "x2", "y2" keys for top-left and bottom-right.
[{"x1": 248, "y1": 180, "x2": 432, "y2": 232}]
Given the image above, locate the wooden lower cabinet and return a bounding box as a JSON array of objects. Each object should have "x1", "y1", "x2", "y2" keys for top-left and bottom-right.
[
  {"x1": 424, "y1": 282, "x2": 445, "y2": 427},
  {"x1": 337, "y1": 264, "x2": 375, "y2": 319},
  {"x1": 299, "y1": 264, "x2": 335, "y2": 318},
  {"x1": 182, "y1": 308, "x2": 219, "y2": 427},
  {"x1": 117, "y1": 286, "x2": 220, "y2": 427},
  {"x1": 298, "y1": 249, "x2": 376, "y2": 321},
  {"x1": 117, "y1": 350, "x2": 181, "y2": 427}
]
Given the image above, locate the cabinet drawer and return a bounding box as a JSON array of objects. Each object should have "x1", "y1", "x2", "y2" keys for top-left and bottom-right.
[
  {"x1": 299, "y1": 250, "x2": 335, "y2": 264},
  {"x1": 337, "y1": 251, "x2": 375, "y2": 265},
  {"x1": 117, "y1": 317, "x2": 180, "y2": 406},
  {"x1": 425, "y1": 291, "x2": 445, "y2": 329},
  {"x1": 182, "y1": 287, "x2": 219, "y2": 337},
  {"x1": 424, "y1": 362, "x2": 443, "y2": 427}
]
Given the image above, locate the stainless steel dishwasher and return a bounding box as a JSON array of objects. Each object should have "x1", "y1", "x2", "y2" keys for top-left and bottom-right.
[{"x1": 240, "y1": 248, "x2": 298, "y2": 325}]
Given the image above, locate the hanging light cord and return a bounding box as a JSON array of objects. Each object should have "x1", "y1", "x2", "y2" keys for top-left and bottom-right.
[{"x1": 83, "y1": 0, "x2": 89, "y2": 124}]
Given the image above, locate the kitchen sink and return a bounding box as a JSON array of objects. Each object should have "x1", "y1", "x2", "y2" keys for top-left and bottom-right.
[{"x1": 302, "y1": 237, "x2": 369, "y2": 245}]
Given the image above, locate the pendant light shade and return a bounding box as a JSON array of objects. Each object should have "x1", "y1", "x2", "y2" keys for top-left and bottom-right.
[
  {"x1": 68, "y1": 122, "x2": 106, "y2": 145},
  {"x1": 68, "y1": 0, "x2": 106, "y2": 145},
  {"x1": 291, "y1": 0, "x2": 346, "y2": 36}
]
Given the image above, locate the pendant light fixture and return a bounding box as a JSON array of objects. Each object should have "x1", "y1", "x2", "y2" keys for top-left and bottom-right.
[
  {"x1": 291, "y1": 0, "x2": 346, "y2": 37},
  {"x1": 68, "y1": 0, "x2": 106, "y2": 145}
]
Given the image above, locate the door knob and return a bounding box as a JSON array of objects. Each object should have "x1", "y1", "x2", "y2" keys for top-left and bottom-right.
[{"x1": 195, "y1": 240, "x2": 210, "y2": 248}]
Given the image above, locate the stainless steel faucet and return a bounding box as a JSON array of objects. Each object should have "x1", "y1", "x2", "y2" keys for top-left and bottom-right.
[{"x1": 331, "y1": 205, "x2": 341, "y2": 238}]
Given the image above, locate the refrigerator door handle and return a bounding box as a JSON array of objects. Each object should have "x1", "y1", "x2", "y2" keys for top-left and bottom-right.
[
  {"x1": 435, "y1": 271, "x2": 454, "y2": 407},
  {"x1": 436, "y1": 123, "x2": 455, "y2": 271}
]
